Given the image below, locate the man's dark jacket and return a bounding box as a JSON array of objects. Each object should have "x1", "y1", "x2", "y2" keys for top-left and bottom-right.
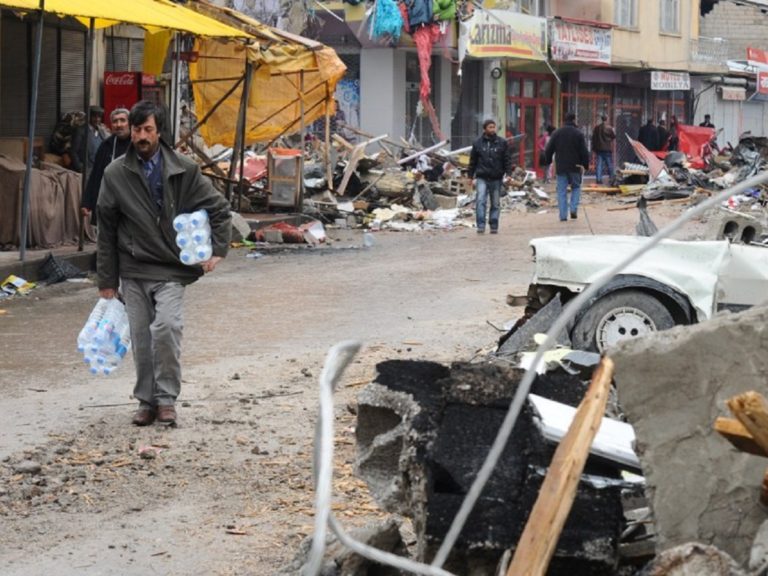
[
  {"x1": 468, "y1": 134, "x2": 512, "y2": 180},
  {"x1": 82, "y1": 134, "x2": 131, "y2": 224},
  {"x1": 544, "y1": 122, "x2": 589, "y2": 174},
  {"x1": 638, "y1": 123, "x2": 660, "y2": 151},
  {"x1": 96, "y1": 140, "x2": 231, "y2": 290}
]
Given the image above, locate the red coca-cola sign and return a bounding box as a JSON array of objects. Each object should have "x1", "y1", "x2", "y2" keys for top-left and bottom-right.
[
  {"x1": 103, "y1": 72, "x2": 142, "y2": 122},
  {"x1": 105, "y1": 72, "x2": 136, "y2": 86}
]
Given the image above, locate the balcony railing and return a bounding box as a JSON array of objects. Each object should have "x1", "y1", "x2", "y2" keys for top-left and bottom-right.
[{"x1": 690, "y1": 36, "x2": 731, "y2": 64}]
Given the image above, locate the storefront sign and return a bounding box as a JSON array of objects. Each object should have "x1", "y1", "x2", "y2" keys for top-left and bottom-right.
[
  {"x1": 651, "y1": 71, "x2": 690, "y2": 91},
  {"x1": 460, "y1": 9, "x2": 547, "y2": 60},
  {"x1": 758, "y1": 71, "x2": 768, "y2": 95},
  {"x1": 551, "y1": 20, "x2": 611, "y2": 65},
  {"x1": 721, "y1": 86, "x2": 746, "y2": 101},
  {"x1": 747, "y1": 47, "x2": 768, "y2": 68}
]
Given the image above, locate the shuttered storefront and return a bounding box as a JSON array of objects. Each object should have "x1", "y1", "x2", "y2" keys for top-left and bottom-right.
[{"x1": 0, "y1": 14, "x2": 85, "y2": 139}]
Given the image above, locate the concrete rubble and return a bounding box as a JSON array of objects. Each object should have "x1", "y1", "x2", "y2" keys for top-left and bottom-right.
[
  {"x1": 613, "y1": 304, "x2": 768, "y2": 569},
  {"x1": 355, "y1": 360, "x2": 626, "y2": 575}
]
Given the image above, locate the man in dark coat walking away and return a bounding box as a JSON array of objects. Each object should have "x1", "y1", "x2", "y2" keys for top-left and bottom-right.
[
  {"x1": 97, "y1": 100, "x2": 232, "y2": 427},
  {"x1": 638, "y1": 118, "x2": 660, "y2": 152},
  {"x1": 544, "y1": 111, "x2": 590, "y2": 221},
  {"x1": 468, "y1": 119, "x2": 513, "y2": 234}
]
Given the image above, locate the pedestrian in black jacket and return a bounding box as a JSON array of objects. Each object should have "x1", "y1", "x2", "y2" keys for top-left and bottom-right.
[
  {"x1": 638, "y1": 118, "x2": 660, "y2": 152},
  {"x1": 468, "y1": 119, "x2": 512, "y2": 234},
  {"x1": 544, "y1": 112, "x2": 589, "y2": 221}
]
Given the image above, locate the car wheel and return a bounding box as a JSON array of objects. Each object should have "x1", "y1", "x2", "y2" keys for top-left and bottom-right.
[{"x1": 571, "y1": 290, "x2": 676, "y2": 353}]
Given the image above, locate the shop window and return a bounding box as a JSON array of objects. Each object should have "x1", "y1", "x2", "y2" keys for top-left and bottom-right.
[
  {"x1": 614, "y1": 0, "x2": 637, "y2": 28},
  {"x1": 660, "y1": 0, "x2": 679, "y2": 34},
  {"x1": 523, "y1": 79, "x2": 535, "y2": 98},
  {"x1": 538, "y1": 79, "x2": 552, "y2": 99}
]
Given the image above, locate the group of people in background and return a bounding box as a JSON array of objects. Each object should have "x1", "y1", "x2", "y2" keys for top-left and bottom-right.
[{"x1": 472, "y1": 109, "x2": 718, "y2": 230}]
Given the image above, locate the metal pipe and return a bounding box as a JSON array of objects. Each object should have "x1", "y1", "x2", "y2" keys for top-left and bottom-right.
[
  {"x1": 236, "y1": 61, "x2": 253, "y2": 210},
  {"x1": 78, "y1": 17, "x2": 95, "y2": 252},
  {"x1": 19, "y1": 0, "x2": 46, "y2": 261},
  {"x1": 397, "y1": 140, "x2": 449, "y2": 165}
]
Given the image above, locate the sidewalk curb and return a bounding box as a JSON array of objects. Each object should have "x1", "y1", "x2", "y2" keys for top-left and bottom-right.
[{"x1": 0, "y1": 251, "x2": 97, "y2": 284}]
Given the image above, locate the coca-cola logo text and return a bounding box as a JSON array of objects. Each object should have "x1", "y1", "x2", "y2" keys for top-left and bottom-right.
[{"x1": 105, "y1": 73, "x2": 136, "y2": 86}]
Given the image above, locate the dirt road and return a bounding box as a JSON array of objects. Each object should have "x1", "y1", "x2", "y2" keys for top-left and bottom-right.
[{"x1": 0, "y1": 200, "x2": 699, "y2": 575}]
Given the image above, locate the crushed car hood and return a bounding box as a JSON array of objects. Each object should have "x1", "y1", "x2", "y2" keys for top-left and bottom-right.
[{"x1": 531, "y1": 235, "x2": 768, "y2": 320}]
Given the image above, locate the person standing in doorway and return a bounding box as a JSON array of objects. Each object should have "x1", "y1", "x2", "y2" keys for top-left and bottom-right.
[
  {"x1": 468, "y1": 119, "x2": 513, "y2": 234},
  {"x1": 590, "y1": 114, "x2": 616, "y2": 186},
  {"x1": 81, "y1": 107, "x2": 131, "y2": 226},
  {"x1": 699, "y1": 114, "x2": 715, "y2": 129},
  {"x1": 544, "y1": 111, "x2": 590, "y2": 221},
  {"x1": 638, "y1": 118, "x2": 660, "y2": 151},
  {"x1": 97, "y1": 100, "x2": 232, "y2": 427},
  {"x1": 657, "y1": 119, "x2": 670, "y2": 151}
]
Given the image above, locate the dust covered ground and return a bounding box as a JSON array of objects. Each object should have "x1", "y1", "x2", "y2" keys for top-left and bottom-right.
[{"x1": 0, "y1": 196, "x2": 705, "y2": 575}]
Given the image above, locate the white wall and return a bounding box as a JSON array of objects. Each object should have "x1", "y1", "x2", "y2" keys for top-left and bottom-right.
[
  {"x1": 437, "y1": 56, "x2": 452, "y2": 143},
  {"x1": 360, "y1": 49, "x2": 406, "y2": 142}
]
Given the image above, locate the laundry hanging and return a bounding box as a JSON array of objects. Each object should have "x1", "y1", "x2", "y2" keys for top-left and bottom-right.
[{"x1": 369, "y1": 0, "x2": 404, "y2": 43}]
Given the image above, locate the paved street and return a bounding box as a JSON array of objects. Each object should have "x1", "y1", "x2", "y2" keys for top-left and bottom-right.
[{"x1": 0, "y1": 202, "x2": 697, "y2": 574}]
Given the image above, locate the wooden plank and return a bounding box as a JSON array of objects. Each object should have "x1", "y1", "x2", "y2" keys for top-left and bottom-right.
[
  {"x1": 714, "y1": 416, "x2": 768, "y2": 457},
  {"x1": 583, "y1": 186, "x2": 621, "y2": 193},
  {"x1": 727, "y1": 391, "x2": 768, "y2": 456},
  {"x1": 506, "y1": 357, "x2": 614, "y2": 576}
]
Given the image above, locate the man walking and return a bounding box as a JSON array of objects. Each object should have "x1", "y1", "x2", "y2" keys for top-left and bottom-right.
[
  {"x1": 81, "y1": 107, "x2": 131, "y2": 225},
  {"x1": 590, "y1": 114, "x2": 615, "y2": 186},
  {"x1": 544, "y1": 111, "x2": 590, "y2": 221},
  {"x1": 468, "y1": 119, "x2": 512, "y2": 234},
  {"x1": 97, "y1": 100, "x2": 232, "y2": 426}
]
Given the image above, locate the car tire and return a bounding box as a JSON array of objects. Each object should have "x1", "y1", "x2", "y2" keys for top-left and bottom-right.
[{"x1": 571, "y1": 290, "x2": 676, "y2": 353}]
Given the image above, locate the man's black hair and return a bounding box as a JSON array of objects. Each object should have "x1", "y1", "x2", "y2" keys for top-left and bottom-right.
[
  {"x1": 129, "y1": 100, "x2": 165, "y2": 132},
  {"x1": 565, "y1": 111, "x2": 576, "y2": 122},
  {"x1": 482, "y1": 118, "x2": 496, "y2": 129}
]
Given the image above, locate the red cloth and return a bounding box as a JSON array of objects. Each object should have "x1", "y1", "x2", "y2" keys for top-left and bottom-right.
[
  {"x1": 412, "y1": 24, "x2": 443, "y2": 101},
  {"x1": 677, "y1": 124, "x2": 715, "y2": 158}
]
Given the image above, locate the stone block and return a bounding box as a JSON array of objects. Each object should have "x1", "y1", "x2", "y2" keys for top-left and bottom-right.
[{"x1": 612, "y1": 305, "x2": 768, "y2": 564}]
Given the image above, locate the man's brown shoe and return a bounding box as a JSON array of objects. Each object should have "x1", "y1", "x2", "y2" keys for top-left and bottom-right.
[
  {"x1": 156, "y1": 405, "x2": 177, "y2": 424},
  {"x1": 132, "y1": 408, "x2": 156, "y2": 427}
]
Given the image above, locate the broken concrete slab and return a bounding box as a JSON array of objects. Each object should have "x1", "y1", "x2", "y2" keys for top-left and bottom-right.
[
  {"x1": 356, "y1": 360, "x2": 623, "y2": 575},
  {"x1": 612, "y1": 304, "x2": 768, "y2": 565},
  {"x1": 636, "y1": 542, "x2": 745, "y2": 576},
  {"x1": 280, "y1": 517, "x2": 407, "y2": 575},
  {"x1": 229, "y1": 212, "x2": 252, "y2": 243}
]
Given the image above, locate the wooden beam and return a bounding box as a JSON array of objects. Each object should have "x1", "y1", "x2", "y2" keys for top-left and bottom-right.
[
  {"x1": 506, "y1": 357, "x2": 614, "y2": 576},
  {"x1": 714, "y1": 416, "x2": 768, "y2": 457},
  {"x1": 727, "y1": 391, "x2": 768, "y2": 456}
]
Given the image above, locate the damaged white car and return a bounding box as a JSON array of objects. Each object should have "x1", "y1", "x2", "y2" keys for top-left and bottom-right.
[{"x1": 515, "y1": 234, "x2": 768, "y2": 353}]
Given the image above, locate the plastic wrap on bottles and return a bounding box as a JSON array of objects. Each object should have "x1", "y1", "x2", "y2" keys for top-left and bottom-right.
[
  {"x1": 173, "y1": 209, "x2": 212, "y2": 265},
  {"x1": 78, "y1": 298, "x2": 131, "y2": 376}
]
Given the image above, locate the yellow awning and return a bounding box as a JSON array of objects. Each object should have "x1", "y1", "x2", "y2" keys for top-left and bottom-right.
[
  {"x1": 0, "y1": 0, "x2": 251, "y2": 37},
  {"x1": 189, "y1": 2, "x2": 347, "y2": 145}
]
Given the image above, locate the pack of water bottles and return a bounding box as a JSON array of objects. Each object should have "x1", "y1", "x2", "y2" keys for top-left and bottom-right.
[
  {"x1": 173, "y1": 209, "x2": 212, "y2": 265},
  {"x1": 77, "y1": 298, "x2": 131, "y2": 376}
]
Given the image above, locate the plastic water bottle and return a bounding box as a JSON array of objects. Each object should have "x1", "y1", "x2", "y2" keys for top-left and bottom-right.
[
  {"x1": 363, "y1": 231, "x2": 375, "y2": 248},
  {"x1": 191, "y1": 228, "x2": 211, "y2": 244},
  {"x1": 195, "y1": 244, "x2": 213, "y2": 262},
  {"x1": 180, "y1": 248, "x2": 196, "y2": 265},
  {"x1": 173, "y1": 213, "x2": 190, "y2": 232},
  {"x1": 78, "y1": 298, "x2": 131, "y2": 376},
  {"x1": 77, "y1": 298, "x2": 110, "y2": 352},
  {"x1": 175, "y1": 231, "x2": 193, "y2": 249},
  {"x1": 175, "y1": 209, "x2": 212, "y2": 265},
  {"x1": 189, "y1": 209, "x2": 209, "y2": 228}
]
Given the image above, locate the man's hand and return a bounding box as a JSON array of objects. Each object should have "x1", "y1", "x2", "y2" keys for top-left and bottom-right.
[
  {"x1": 81, "y1": 207, "x2": 91, "y2": 217},
  {"x1": 99, "y1": 288, "x2": 117, "y2": 299},
  {"x1": 201, "y1": 256, "x2": 222, "y2": 274}
]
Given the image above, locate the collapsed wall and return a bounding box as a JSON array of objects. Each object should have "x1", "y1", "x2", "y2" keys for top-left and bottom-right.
[
  {"x1": 612, "y1": 304, "x2": 768, "y2": 564},
  {"x1": 356, "y1": 360, "x2": 623, "y2": 575}
]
